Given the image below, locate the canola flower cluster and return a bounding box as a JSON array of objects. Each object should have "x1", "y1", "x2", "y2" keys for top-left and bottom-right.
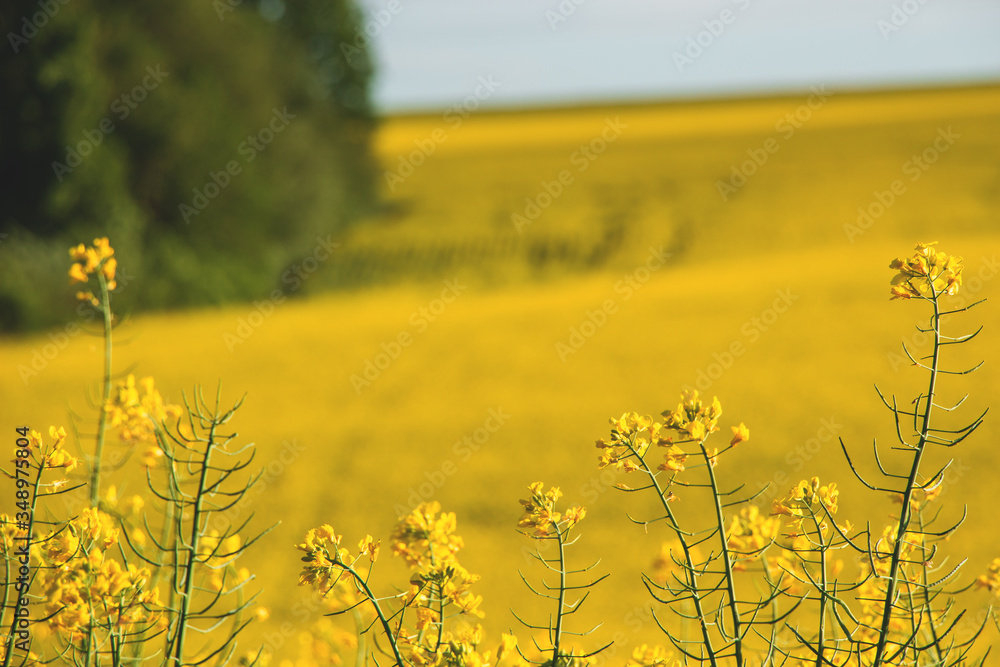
[
  {"x1": 391, "y1": 503, "x2": 484, "y2": 620},
  {"x1": 516, "y1": 482, "x2": 585, "y2": 538},
  {"x1": 889, "y1": 241, "x2": 963, "y2": 300},
  {"x1": 22, "y1": 426, "x2": 79, "y2": 475},
  {"x1": 36, "y1": 509, "x2": 161, "y2": 645},
  {"x1": 596, "y1": 391, "x2": 749, "y2": 491},
  {"x1": 297, "y1": 502, "x2": 506, "y2": 667},
  {"x1": 3, "y1": 428, "x2": 161, "y2": 657},
  {"x1": 68, "y1": 237, "x2": 117, "y2": 306}
]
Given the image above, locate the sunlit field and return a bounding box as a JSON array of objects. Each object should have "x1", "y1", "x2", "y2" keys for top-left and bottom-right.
[{"x1": 4, "y1": 84, "x2": 1000, "y2": 660}]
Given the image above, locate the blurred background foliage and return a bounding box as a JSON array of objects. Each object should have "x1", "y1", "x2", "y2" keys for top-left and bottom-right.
[{"x1": 0, "y1": 0, "x2": 376, "y2": 331}]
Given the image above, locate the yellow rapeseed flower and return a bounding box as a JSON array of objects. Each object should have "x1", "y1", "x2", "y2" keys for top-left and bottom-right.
[
  {"x1": 597, "y1": 412, "x2": 670, "y2": 472},
  {"x1": 662, "y1": 389, "x2": 722, "y2": 441},
  {"x1": 498, "y1": 634, "x2": 518, "y2": 662},
  {"x1": 517, "y1": 482, "x2": 565, "y2": 537},
  {"x1": 730, "y1": 422, "x2": 750, "y2": 447},
  {"x1": 358, "y1": 534, "x2": 380, "y2": 562},
  {"x1": 68, "y1": 237, "x2": 117, "y2": 296},
  {"x1": 889, "y1": 241, "x2": 963, "y2": 300}
]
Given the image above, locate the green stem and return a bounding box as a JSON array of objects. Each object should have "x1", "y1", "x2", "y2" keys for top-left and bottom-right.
[
  {"x1": 552, "y1": 526, "x2": 567, "y2": 664},
  {"x1": 873, "y1": 295, "x2": 941, "y2": 667},
  {"x1": 701, "y1": 441, "x2": 744, "y2": 666},
  {"x1": 634, "y1": 450, "x2": 719, "y2": 667},
  {"x1": 89, "y1": 272, "x2": 113, "y2": 507},
  {"x1": 172, "y1": 421, "x2": 217, "y2": 666},
  {"x1": 340, "y1": 562, "x2": 406, "y2": 667},
  {"x1": 916, "y1": 512, "x2": 943, "y2": 664},
  {"x1": 808, "y1": 510, "x2": 829, "y2": 667},
  {"x1": 435, "y1": 581, "x2": 445, "y2": 653}
]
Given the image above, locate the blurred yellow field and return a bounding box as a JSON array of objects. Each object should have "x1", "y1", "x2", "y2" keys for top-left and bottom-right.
[{"x1": 4, "y1": 85, "x2": 1000, "y2": 659}]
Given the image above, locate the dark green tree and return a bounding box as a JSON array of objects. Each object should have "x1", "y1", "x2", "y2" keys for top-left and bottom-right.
[{"x1": 0, "y1": 0, "x2": 375, "y2": 330}]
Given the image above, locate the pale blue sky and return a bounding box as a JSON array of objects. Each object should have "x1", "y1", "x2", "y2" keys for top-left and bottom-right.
[{"x1": 355, "y1": 0, "x2": 1000, "y2": 112}]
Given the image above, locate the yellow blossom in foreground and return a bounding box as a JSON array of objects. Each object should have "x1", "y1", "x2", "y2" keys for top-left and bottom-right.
[
  {"x1": 20, "y1": 426, "x2": 79, "y2": 474},
  {"x1": 68, "y1": 237, "x2": 117, "y2": 296},
  {"x1": 889, "y1": 241, "x2": 962, "y2": 300},
  {"x1": 730, "y1": 422, "x2": 750, "y2": 447},
  {"x1": 657, "y1": 446, "x2": 688, "y2": 473},
  {"x1": 498, "y1": 633, "x2": 518, "y2": 662},
  {"x1": 402, "y1": 623, "x2": 494, "y2": 667},
  {"x1": 662, "y1": 389, "x2": 722, "y2": 440},
  {"x1": 35, "y1": 509, "x2": 158, "y2": 642},
  {"x1": 600, "y1": 413, "x2": 663, "y2": 466},
  {"x1": 358, "y1": 534, "x2": 380, "y2": 562},
  {"x1": 563, "y1": 505, "x2": 587, "y2": 528},
  {"x1": 296, "y1": 525, "x2": 347, "y2": 591},
  {"x1": 772, "y1": 477, "x2": 839, "y2": 522},
  {"x1": 517, "y1": 482, "x2": 582, "y2": 537},
  {"x1": 390, "y1": 503, "x2": 485, "y2": 623}
]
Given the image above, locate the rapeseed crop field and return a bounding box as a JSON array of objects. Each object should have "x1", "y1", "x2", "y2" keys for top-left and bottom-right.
[{"x1": 4, "y1": 84, "x2": 1000, "y2": 664}]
